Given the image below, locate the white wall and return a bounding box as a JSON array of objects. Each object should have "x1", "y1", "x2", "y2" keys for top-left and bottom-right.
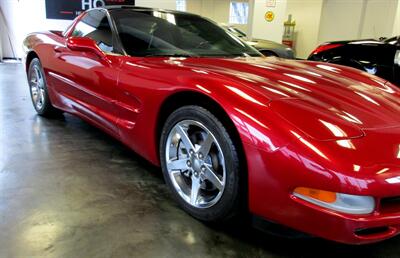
[
  {"x1": 186, "y1": 0, "x2": 248, "y2": 32},
  {"x1": 361, "y1": 0, "x2": 398, "y2": 38},
  {"x1": 187, "y1": 0, "x2": 230, "y2": 23},
  {"x1": 318, "y1": 0, "x2": 365, "y2": 43},
  {"x1": 250, "y1": 0, "x2": 287, "y2": 42},
  {"x1": 0, "y1": 0, "x2": 72, "y2": 58},
  {"x1": 0, "y1": 7, "x2": 9, "y2": 60},
  {"x1": 135, "y1": 0, "x2": 176, "y2": 9},
  {"x1": 187, "y1": 0, "x2": 289, "y2": 48},
  {"x1": 318, "y1": 0, "x2": 398, "y2": 44},
  {"x1": 391, "y1": 0, "x2": 400, "y2": 35},
  {"x1": 285, "y1": 0, "x2": 323, "y2": 58}
]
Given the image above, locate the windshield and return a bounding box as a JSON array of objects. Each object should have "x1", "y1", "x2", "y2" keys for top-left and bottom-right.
[
  {"x1": 110, "y1": 9, "x2": 261, "y2": 57},
  {"x1": 383, "y1": 36, "x2": 399, "y2": 45}
]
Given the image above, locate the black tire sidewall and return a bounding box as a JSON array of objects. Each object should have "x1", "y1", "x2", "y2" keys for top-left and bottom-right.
[{"x1": 160, "y1": 106, "x2": 241, "y2": 222}]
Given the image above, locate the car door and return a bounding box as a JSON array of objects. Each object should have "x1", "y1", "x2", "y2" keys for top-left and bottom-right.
[{"x1": 48, "y1": 9, "x2": 121, "y2": 137}]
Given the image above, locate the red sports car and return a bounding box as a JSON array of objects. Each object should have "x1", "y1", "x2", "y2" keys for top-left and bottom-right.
[{"x1": 23, "y1": 6, "x2": 400, "y2": 244}]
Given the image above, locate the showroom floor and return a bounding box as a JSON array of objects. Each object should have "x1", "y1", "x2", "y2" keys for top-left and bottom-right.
[{"x1": 1, "y1": 62, "x2": 400, "y2": 257}]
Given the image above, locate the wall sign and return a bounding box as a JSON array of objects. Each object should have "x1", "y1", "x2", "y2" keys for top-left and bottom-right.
[
  {"x1": 45, "y1": 0, "x2": 135, "y2": 20},
  {"x1": 265, "y1": 11, "x2": 275, "y2": 22},
  {"x1": 266, "y1": 0, "x2": 276, "y2": 7}
]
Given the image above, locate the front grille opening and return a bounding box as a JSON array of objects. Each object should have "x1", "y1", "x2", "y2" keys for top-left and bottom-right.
[
  {"x1": 380, "y1": 196, "x2": 400, "y2": 213},
  {"x1": 355, "y1": 226, "x2": 390, "y2": 237},
  {"x1": 381, "y1": 196, "x2": 400, "y2": 205}
]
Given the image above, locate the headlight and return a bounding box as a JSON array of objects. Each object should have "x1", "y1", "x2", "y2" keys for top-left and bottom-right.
[
  {"x1": 270, "y1": 99, "x2": 364, "y2": 141},
  {"x1": 293, "y1": 187, "x2": 375, "y2": 215}
]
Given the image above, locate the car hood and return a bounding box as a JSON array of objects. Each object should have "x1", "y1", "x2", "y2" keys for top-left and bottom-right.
[{"x1": 172, "y1": 57, "x2": 400, "y2": 132}]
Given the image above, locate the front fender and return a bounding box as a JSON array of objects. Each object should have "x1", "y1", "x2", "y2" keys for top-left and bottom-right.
[{"x1": 177, "y1": 74, "x2": 293, "y2": 153}]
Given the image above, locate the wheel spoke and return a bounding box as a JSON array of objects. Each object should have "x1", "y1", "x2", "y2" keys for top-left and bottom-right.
[
  {"x1": 34, "y1": 69, "x2": 40, "y2": 86},
  {"x1": 38, "y1": 76, "x2": 44, "y2": 89},
  {"x1": 198, "y1": 133, "x2": 214, "y2": 158},
  {"x1": 176, "y1": 125, "x2": 195, "y2": 151},
  {"x1": 34, "y1": 67, "x2": 41, "y2": 83},
  {"x1": 167, "y1": 158, "x2": 189, "y2": 171},
  {"x1": 32, "y1": 94, "x2": 38, "y2": 104},
  {"x1": 31, "y1": 86, "x2": 38, "y2": 95},
  {"x1": 170, "y1": 170, "x2": 181, "y2": 178},
  {"x1": 40, "y1": 89, "x2": 45, "y2": 100},
  {"x1": 190, "y1": 178, "x2": 201, "y2": 205},
  {"x1": 203, "y1": 165, "x2": 223, "y2": 191},
  {"x1": 35, "y1": 89, "x2": 44, "y2": 107}
]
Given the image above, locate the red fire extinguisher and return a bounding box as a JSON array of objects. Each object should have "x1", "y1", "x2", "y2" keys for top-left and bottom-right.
[{"x1": 282, "y1": 14, "x2": 296, "y2": 48}]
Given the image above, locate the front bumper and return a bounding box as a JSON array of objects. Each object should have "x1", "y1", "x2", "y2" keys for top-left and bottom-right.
[
  {"x1": 253, "y1": 197, "x2": 400, "y2": 244},
  {"x1": 288, "y1": 194, "x2": 400, "y2": 244},
  {"x1": 243, "y1": 142, "x2": 400, "y2": 244}
]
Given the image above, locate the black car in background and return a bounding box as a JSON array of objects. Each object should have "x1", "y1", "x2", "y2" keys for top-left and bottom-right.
[{"x1": 308, "y1": 36, "x2": 400, "y2": 86}]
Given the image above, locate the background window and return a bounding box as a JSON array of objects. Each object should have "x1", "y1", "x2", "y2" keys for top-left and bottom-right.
[
  {"x1": 229, "y1": 1, "x2": 249, "y2": 24},
  {"x1": 176, "y1": 0, "x2": 186, "y2": 12}
]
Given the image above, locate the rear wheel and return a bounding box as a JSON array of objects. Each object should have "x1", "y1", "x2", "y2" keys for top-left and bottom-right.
[
  {"x1": 160, "y1": 106, "x2": 242, "y2": 222},
  {"x1": 28, "y1": 58, "x2": 62, "y2": 117}
]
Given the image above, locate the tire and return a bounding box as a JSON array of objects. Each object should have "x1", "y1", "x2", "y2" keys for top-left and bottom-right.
[
  {"x1": 160, "y1": 105, "x2": 242, "y2": 222},
  {"x1": 28, "y1": 58, "x2": 62, "y2": 117}
]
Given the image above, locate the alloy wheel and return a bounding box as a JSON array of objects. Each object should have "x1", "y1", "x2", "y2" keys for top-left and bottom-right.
[
  {"x1": 29, "y1": 64, "x2": 45, "y2": 110},
  {"x1": 165, "y1": 120, "x2": 226, "y2": 209}
]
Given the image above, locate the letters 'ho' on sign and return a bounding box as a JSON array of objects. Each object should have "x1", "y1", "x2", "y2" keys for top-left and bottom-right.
[{"x1": 45, "y1": 0, "x2": 135, "y2": 20}]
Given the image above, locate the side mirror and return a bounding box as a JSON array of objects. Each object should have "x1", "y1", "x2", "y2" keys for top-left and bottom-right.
[{"x1": 66, "y1": 37, "x2": 105, "y2": 58}]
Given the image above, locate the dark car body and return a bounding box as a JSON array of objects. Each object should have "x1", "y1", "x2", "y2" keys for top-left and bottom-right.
[{"x1": 308, "y1": 36, "x2": 400, "y2": 86}]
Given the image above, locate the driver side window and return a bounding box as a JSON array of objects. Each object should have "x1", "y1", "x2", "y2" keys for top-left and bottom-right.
[{"x1": 72, "y1": 10, "x2": 114, "y2": 53}]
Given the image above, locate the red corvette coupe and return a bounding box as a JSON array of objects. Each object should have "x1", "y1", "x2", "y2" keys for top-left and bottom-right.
[{"x1": 23, "y1": 6, "x2": 400, "y2": 244}]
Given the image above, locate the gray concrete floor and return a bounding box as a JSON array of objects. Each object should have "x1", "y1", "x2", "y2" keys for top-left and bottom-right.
[{"x1": 1, "y1": 62, "x2": 400, "y2": 258}]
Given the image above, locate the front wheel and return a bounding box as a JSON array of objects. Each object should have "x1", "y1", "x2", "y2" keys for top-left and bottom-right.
[{"x1": 160, "y1": 106, "x2": 242, "y2": 222}]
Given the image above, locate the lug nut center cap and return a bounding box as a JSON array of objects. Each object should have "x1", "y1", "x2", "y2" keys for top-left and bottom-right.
[{"x1": 193, "y1": 158, "x2": 202, "y2": 172}]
